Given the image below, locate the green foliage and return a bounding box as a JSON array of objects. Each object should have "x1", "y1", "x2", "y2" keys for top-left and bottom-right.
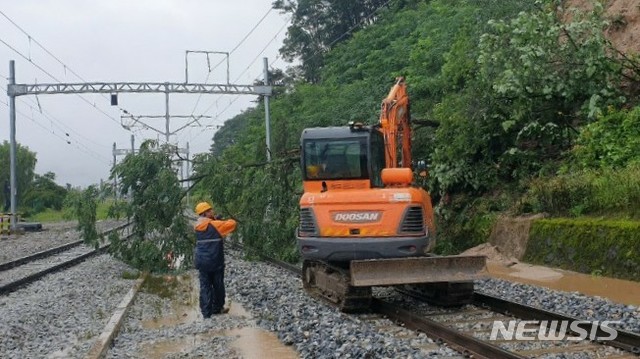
[
  {"x1": 479, "y1": 1, "x2": 625, "y2": 119},
  {"x1": 273, "y1": 0, "x2": 394, "y2": 83},
  {"x1": 430, "y1": 89, "x2": 505, "y2": 194},
  {"x1": 572, "y1": 106, "x2": 640, "y2": 169},
  {"x1": 30, "y1": 196, "x2": 113, "y2": 223},
  {"x1": 192, "y1": 149, "x2": 301, "y2": 262},
  {"x1": 521, "y1": 164, "x2": 640, "y2": 218},
  {"x1": 526, "y1": 218, "x2": 640, "y2": 281},
  {"x1": 434, "y1": 194, "x2": 505, "y2": 254},
  {"x1": 70, "y1": 186, "x2": 100, "y2": 248},
  {"x1": 23, "y1": 172, "x2": 68, "y2": 214},
  {"x1": 107, "y1": 140, "x2": 190, "y2": 272},
  {"x1": 28, "y1": 208, "x2": 66, "y2": 223},
  {"x1": 0, "y1": 140, "x2": 37, "y2": 212},
  {"x1": 121, "y1": 270, "x2": 140, "y2": 280},
  {"x1": 430, "y1": 0, "x2": 629, "y2": 195}
]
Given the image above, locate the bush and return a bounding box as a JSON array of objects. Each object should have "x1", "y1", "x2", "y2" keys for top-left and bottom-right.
[
  {"x1": 522, "y1": 164, "x2": 640, "y2": 217},
  {"x1": 572, "y1": 107, "x2": 640, "y2": 169},
  {"x1": 525, "y1": 218, "x2": 640, "y2": 281},
  {"x1": 434, "y1": 194, "x2": 505, "y2": 254}
]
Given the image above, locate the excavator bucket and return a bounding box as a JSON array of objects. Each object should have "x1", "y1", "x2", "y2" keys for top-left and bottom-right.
[{"x1": 349, "y1": 255, "x2": 487, "y2": 287}]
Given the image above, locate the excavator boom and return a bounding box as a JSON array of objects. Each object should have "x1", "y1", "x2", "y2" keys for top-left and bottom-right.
[{"x1": 379, "y1": 77, "x2": 412, "y2": 169}]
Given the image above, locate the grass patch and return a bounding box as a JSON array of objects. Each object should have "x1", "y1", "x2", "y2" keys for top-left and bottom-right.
[
  {"x1": 25, "y1": 200, "x2": 114, "y2": 223},
  {"x1": 121, "y1": 270, "x2": 140, "y2": 280},
  {"x1": 29, "y1": 208, "x2": 66, "y2": 223},
  {"x1": 141, "y1": 275, "x2": 179, "y2": 299},
  {"x1": 521, "y1": 164, "x2": 640, "y2": 218}
]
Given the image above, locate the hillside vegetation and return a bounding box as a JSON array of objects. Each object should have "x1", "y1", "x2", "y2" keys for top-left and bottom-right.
[{"x1": 189, "y1": 0, "x2": 640, "y2": 260}]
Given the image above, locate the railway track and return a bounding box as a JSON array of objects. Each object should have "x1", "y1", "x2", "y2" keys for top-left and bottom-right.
[
  {"x1": 381, "y1": 292, "x2": 639, "y2": 359},
  {"x1": 258, "y1": 252, "x2": 640, "y2": 358},
  {"x1": 0, "y1": 222, "x2": 131, "y2": 296}
]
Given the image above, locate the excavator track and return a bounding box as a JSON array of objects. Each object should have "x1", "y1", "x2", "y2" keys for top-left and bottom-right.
[
  {"x1": 302, "y1": 260, "x2": 372, "y2": 312},
  {"x1": 395, "y1": 281, "x2": 475, "y2": 306}
]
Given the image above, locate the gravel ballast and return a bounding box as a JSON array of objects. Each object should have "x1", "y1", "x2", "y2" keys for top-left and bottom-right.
[
  {"x1": 225, "y1": 253, "x2": 460, "y2": 358},
  {"x1": 476, "y1": 278, "x2": 640, "y2": 334},
  {"x1": 107, "y1": 253, "x2": 460, "y2": 359},
  {"x1": 106, "y1": 274, "x2": 247, "y2": 358},
  {"x1": 0, "y1": 219, "x2": 123, "y2": 263},
  {"x1": 1, "y1": 230, "x2": 637, "y2": 358},
  {"x1": 0, "y1": 255, "x2": 137, "y2": 358}
]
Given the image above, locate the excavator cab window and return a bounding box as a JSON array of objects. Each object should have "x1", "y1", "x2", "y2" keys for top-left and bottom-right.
[{"x1": 304, "y1": 138, "x2": 368, "y2": 180}]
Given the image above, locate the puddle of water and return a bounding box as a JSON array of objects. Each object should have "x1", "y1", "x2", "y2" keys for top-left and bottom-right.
[
  {"x1": 141, "y1": 303, "x2": 200, "y2": 329},
  {"x1": 487, "y1": 262, "x2": 640, "y2": 306},
  {"x1": 139, "y1": 332, "x2": 208, "y2": 358},
  {"x1": 228, "y1": 327, "x2": 299, "y2": 359},
  {"x1": 139, "y1": 327, "x2": 299, "y2": 359},
  {"x1": 138, "y1": 274, "x2": 298, "y2": 359},
  {"x1": 228, "y1": 301, "x2": 252, "y2": 318},
  {"x1": 142, "y1": 275, "x2": 200, "y2": 329}
]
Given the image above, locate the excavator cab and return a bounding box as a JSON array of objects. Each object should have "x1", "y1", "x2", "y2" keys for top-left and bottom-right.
[
  {"x1": 298, "y1": 125, "x2": 436, "y2": 261},
  {"x1": 302, "y1": 126, "x2": 384, "y2": 185}
]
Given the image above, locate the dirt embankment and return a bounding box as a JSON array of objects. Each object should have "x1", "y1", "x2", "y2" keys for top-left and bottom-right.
[
  {"x1": 566, "y1": 0, "x2": 640, "y2": 54},
  {"x1": 461, "y1": 214, "x2": 545, "y2": 266}
]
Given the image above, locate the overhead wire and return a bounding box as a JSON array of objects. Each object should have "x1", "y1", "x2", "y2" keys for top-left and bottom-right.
[
  {"x1": 0, "y1": 10, "x2": 139, "y2": 126},
  {"x1": 187, "y1": 7, "x2": 275, "y2": 121},
  {"x1": 21, "y1": 95, "x2": 111, "y2": 149},
  {"x1": 1, "y1": 74, "x2": 113, "y2": 154},
  {"x1": 1, "y1": 77, "x2": 113, "y2": 160},
  {"x1": 0, "y1": 37, "x2": 126, "y2": 126},
  {"x1": 0, "y1": 10, "x2": 148, "y2": 170},
  {"x1": 188, "y1": 0, "x2": 394, "y2": 148},
  {"x1": 182, "y1": 15, "x2": 291, "y2": 147},
  {"x1": 0, "y1": 97, "x2": 111, "y2": 164}
]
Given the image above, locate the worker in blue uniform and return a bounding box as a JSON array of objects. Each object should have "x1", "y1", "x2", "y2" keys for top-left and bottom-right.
[{"x1": 194, "y1": 202, "x2": 237, "y2": 318}]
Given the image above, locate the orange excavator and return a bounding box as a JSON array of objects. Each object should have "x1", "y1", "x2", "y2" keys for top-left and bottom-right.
[{"x1": 297, "y1": 77, "x2": 486, "y2": 311}]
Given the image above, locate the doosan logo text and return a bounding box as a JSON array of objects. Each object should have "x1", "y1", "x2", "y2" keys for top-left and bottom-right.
[{"x1": 332, "y1": 212, "x2": 381, "y2": 223}]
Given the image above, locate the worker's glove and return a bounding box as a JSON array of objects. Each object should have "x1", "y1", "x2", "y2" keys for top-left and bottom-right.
[{"x1": 214, "y1": 215, "x2": 223, "y2": 220}]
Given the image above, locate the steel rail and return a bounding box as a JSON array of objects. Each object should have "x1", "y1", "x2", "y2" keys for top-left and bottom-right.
[
  {"x1": 248, "y1": 252, "x2": 525, "y2": 359},
  {"x1": 0, "y1": 222, "x2": 130, "y2": 272},
  {"x1": 0, "y1": 245, "x2": 111, "y2": 295},
  {"x1": 229, "y1": 245, "x2": 640, "y2": 357},
  {"x1": 372, "y1": 298, "x2": 525, "y2": 359},
  {"x1": 474, "y1": 292, "x2": 640, "y2": 354},
  {"x1": 0, "y1": 226, "x2": 132, "y2": 296}
]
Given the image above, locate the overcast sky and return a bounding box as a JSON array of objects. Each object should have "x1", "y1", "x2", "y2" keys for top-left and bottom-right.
[{"x1": 0, "y1": 0, "x2": 289, "y2": 187}]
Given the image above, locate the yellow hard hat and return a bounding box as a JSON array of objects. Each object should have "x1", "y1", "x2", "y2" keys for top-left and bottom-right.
[
  {"x1": 195, "y1": 202, "x2": 213, "y2": 215},
  {"x1": 307, "y1": 165, "x2": 320, "y2": 178}
]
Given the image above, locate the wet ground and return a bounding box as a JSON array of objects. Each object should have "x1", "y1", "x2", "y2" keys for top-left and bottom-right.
[
  {"x1": 137, "y1": 274, "x2": 299, "y2": 359},
  {"x1": 487, "y1": 262, "x2": 640, "y2": 306}
]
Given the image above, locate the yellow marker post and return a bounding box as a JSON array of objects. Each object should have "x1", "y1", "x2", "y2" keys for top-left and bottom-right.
[{"x1": 0, "y1": 213, "x2": 10, "y2": 238}]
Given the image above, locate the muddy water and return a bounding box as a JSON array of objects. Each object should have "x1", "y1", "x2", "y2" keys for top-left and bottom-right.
[
  {"x1": 228, "y1": 327, "x2": 299, "y2": 359},
  {"x1": 487, "y1": 262, "x2": 640, "y2": 306},
  {"x1": 140, "y1": 327, "x2": 299, "y2": 359},
  {"x1": 138, "y1": 274, "x2": 298, "y2": 358}
]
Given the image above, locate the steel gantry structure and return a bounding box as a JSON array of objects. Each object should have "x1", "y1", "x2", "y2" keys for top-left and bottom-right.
[{"x1": 5, "y1": 58, "x2": 273, "y2": 229}]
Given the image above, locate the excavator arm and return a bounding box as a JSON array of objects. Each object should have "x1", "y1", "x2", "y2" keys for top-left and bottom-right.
[{"x1": 379, "y1": 77, "x2": 412, "y2": 169}]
